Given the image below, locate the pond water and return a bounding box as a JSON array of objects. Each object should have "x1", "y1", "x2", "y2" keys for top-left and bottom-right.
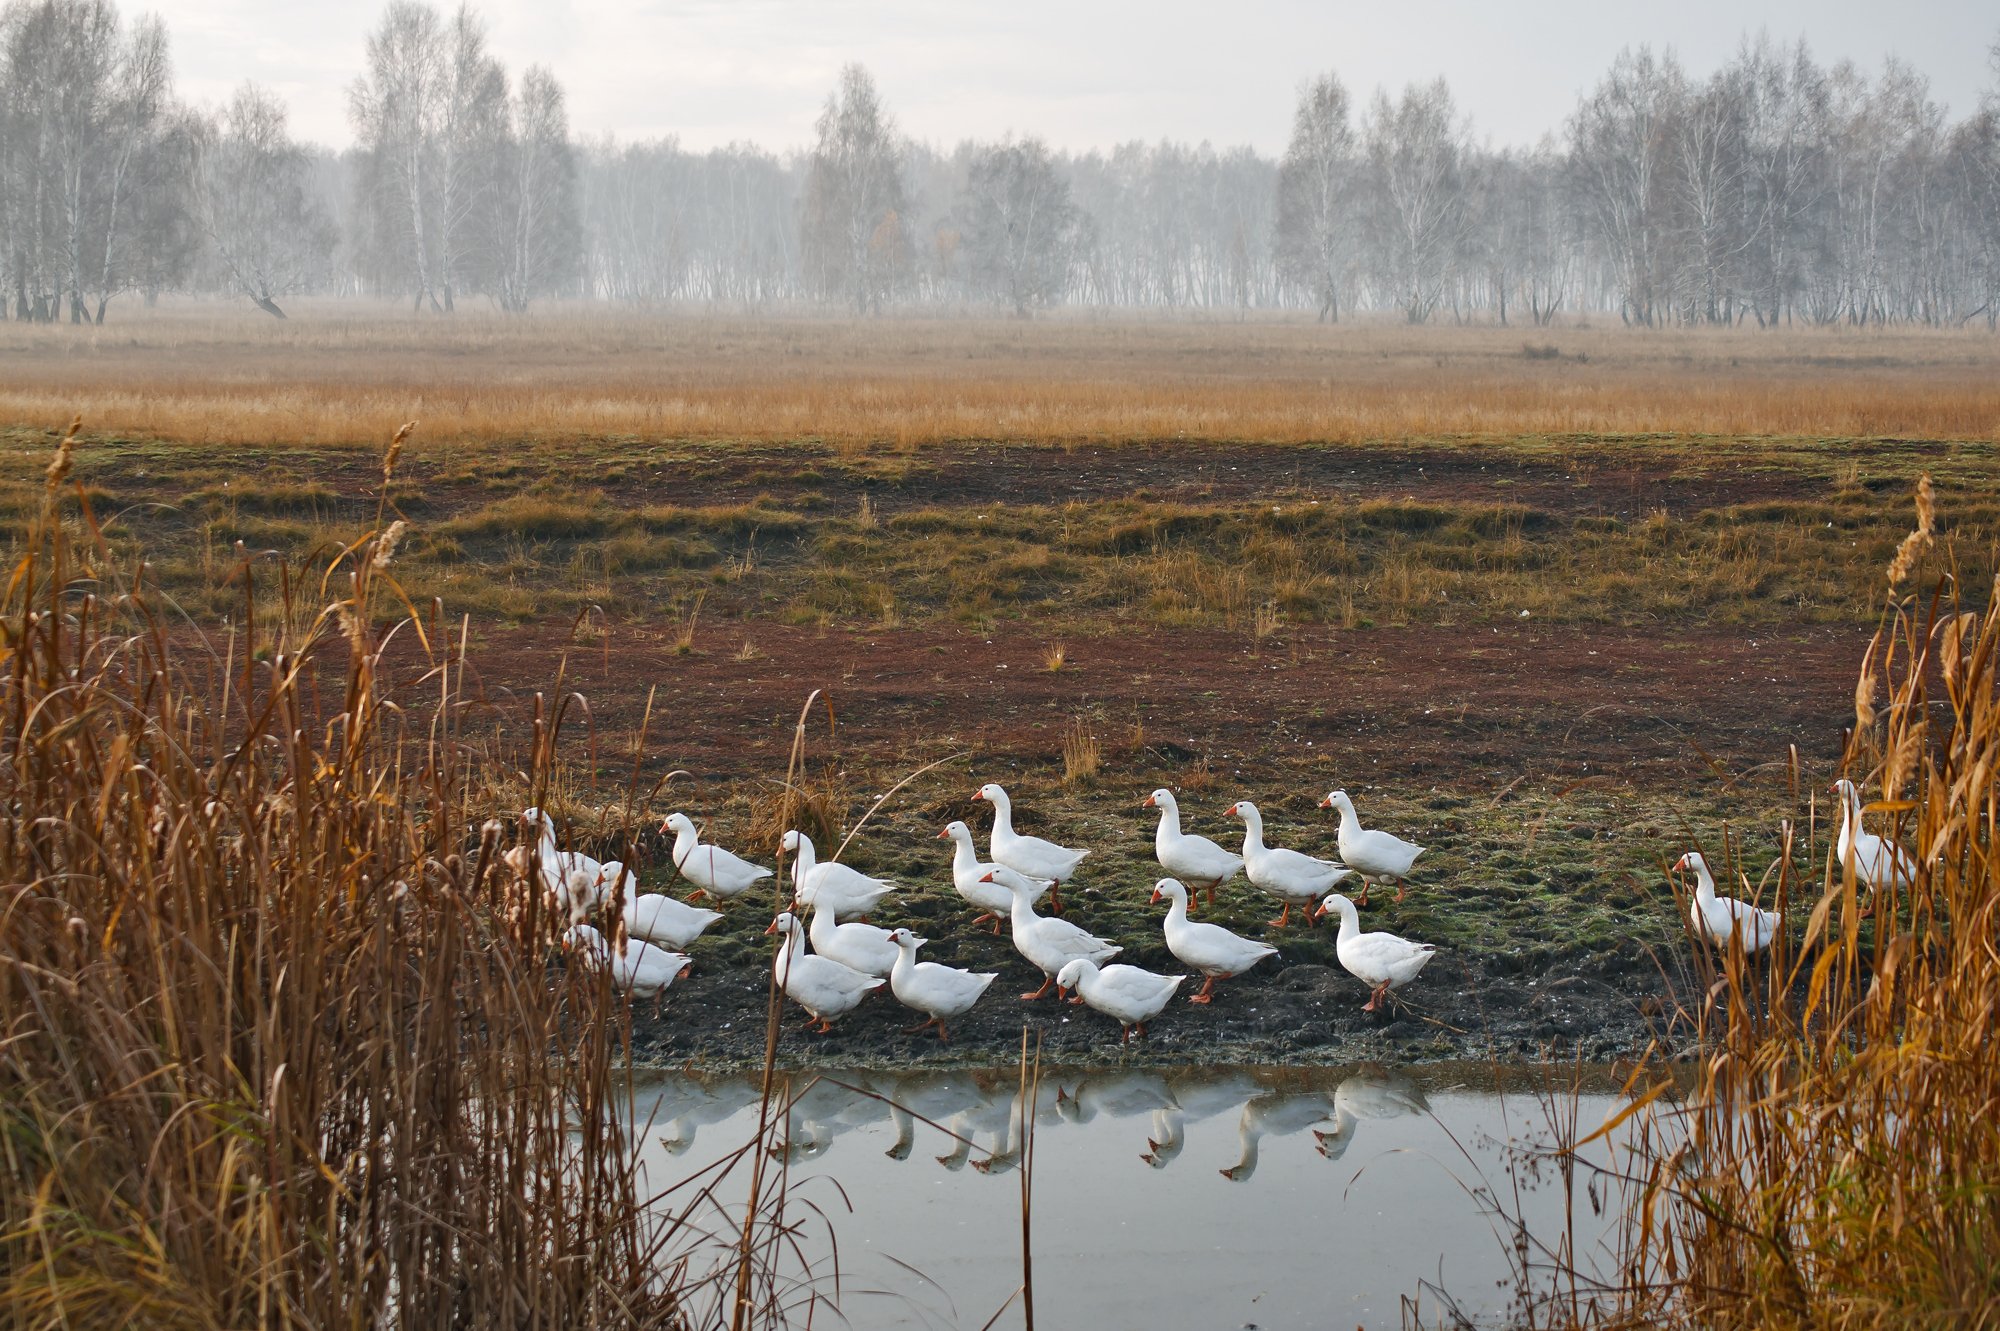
[{"x1": 630, "y1": 1063, "x2": 1622, "y2": 1330}]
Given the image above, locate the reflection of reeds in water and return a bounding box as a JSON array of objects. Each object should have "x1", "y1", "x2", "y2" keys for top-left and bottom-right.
[{"x1": 1491, "y1": 476, "x2": 2000, "y2": 1327}]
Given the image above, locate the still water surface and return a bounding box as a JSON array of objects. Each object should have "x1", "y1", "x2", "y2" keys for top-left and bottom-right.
[{"x1": 632, "y1": 1064, "x2": 1619, "y2": 1330}]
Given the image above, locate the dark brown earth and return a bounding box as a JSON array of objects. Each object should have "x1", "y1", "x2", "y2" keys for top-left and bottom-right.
[{"x1": 463, "y1": 619, "x2": 1863, "y2": 787}]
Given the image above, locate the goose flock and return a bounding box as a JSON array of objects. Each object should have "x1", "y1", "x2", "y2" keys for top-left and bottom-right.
[{"x1": 529, "y1": 770, "x2": 1919, "y2": 1046}]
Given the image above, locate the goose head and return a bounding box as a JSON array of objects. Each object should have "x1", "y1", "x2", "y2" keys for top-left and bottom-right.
[
  {"x1": 886, "y1": 927, "x2": 927, "y2": 952},
  {"x1": 1672, "y1": 852, "x2": 1718, "y2": 895},
  {"x1": 1225, "y1": 800, "x2": 1258, "y2": 822},
  {"x1": 1142, "y1": 788, "x2": 1176, "y2": 811},
  {"x1": 1056, "y1": 957, "x2": 1095, "y2": 993},
  {"x1": 938, "y1": 819, "x2": 971, "y2": 843},
  {"x1": 780, "y1": 829, "x2": 809, "y2": 855},
  {"x1": 1311, "y1": 892, "x2": 1355, "y2": 924},
  {"x1": 1319, "y1": 789, "x2": 1354, "y2": 814},
  {"x1": 764, "y1": 911, "x2": 800, "y2": 937},
  {"x1": 973, "y1": 782, "x2": 1010, "y2": 806},
  {"x1": 520, "y1": 806, "x2": 553, "y2": 836},
  {"x1": 661, "y1": 811, "x2": 696, "y2": 839},
  {"x1": 977, "y1": 868, "x2": 1032, "y2": 897},
  {"x1": 1149, "y1": 877, "x2": 1189, "y2": 906}
]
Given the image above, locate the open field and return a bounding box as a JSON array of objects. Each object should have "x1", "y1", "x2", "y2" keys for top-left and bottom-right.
[
  {"x1": 2, "y1": 319, "x2": 1986, "y2": 1061},
  {"x1": 1, "y1": 304, "x2": 1998, "y2": 447}
]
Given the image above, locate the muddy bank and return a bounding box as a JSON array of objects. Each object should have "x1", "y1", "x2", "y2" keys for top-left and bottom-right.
[{"x1": 622, "y1": 926, "x2": 1688, "y2": 1071}]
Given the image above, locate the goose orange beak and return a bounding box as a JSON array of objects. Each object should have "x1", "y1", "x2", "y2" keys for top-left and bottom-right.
[
  {"x1": 1141, "y1": 794, "x2": 1156, "y2": 808},
  {"x1": 1310, "y1": 903, "x2": 1325, "y2": 921},
  {"x1": 1149, "y1": 887, "x2": 1161, "y2": 903},
  {"x1": 762, "y1": 919, "x2": 778, "y2": 935},
  {"x1": 935, "y1": 827, "x2": 950, "y2": 838},
  {"x1": 1318, "y1": 794, "x2": 1332, "y2": 808}
]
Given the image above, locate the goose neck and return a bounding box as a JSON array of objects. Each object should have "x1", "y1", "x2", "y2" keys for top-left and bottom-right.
[
  {"x1": 1239, "y1": 809, "x2": 1265, "y2": 854},
  {"x1": 1328, "y1": 896, "x2": 1360, "y2": 942},
  {"x1": 988, "y1": 793, "x2": 1015, "y2": 839},
  {"x1": 790, "y1": 835, "x2": 816, "y2": 878},
  {"x1": 1154, "y1": 801, "x2": 1182, "y2": 841},
  {"x1": 949, "y1": 833, "x2": 978, "y2": 875},
  {"x1": 1691, "y1": 864, "x2": 1718, "y2": 903}
]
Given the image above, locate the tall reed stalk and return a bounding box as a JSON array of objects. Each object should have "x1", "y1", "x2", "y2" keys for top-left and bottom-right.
[
  {"x1": 0, "y1": 423, "x2": 683, "y2": 1327},
  {"x1": 1504, "y1": 478, "x2": 2000, "y2": 1329}
]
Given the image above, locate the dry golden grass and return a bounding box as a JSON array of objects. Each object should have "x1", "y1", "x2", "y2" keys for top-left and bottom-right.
[
  {"x1": 0, "y1": 431, "x2": 697, "y2": 1325},
  {"x1": 1061, "y1": 716, "x2": 1101, "y2": 787},
  {"x1": 2, "y1": 302, "x2": 1997, "y2": 447}
]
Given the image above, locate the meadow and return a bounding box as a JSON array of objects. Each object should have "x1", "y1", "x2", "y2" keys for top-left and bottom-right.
[{"x1": 1, "y1": 309, "x2": 1995, "y2": 1327}]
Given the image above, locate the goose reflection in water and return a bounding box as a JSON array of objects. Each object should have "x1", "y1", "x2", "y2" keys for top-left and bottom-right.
[
  {"x1": 1314, "y1": 1070, "x2": 1430, "y2": 1162},
  {"x1": 641, "y1": 1064, "x2": 1434, "y2": 1176},
  {"x1": 655, "y1": 1077, "x2": 760, "y2": 1156}
]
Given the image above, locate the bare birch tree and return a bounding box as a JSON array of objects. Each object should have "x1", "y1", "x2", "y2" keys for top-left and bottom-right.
[
  {"x1": 1276, "y1": 73, "x2": 1356, "y2": 320},
  {"x1": 802, "y1": 64, "x2": 906, "y2": 313},
  {"x1": 195, "y1": 83, "x2": 335, "y2": 317}
]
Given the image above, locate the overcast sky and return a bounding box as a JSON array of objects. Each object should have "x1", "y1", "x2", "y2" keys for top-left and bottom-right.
[{"x1": 159, "y1": 0, "x2": 1998, "y2": 153}]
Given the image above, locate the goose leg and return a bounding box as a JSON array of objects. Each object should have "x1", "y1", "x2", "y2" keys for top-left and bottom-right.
[
  {"x1": 1394, "y1": 879, "x2": 1406, "y2": 905},
  {"x1": 1355, "y1": 879, "x2": 1371, "y2": 907},
  {"x1": 688, "y1": 888, "x2": 709, "y2": 902},
  {"x1": 971, "y1": 912, "x2": 997, "y2": 931},
  {"x1": 1022, "y1": 975, "x2": 1055, "y2": 1001},
  {"x1": 1189, "y1": 974, "x2": 1217, "y2": 1005},
  {"x1": 812, "y1": 1017, "x2": 835, "y2": 1034},
  {"x1": 1266, "y1": 903, "x2": 1292, "y2": 929}
]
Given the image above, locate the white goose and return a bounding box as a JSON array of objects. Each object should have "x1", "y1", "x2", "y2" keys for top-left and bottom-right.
[
  {"x1": 1829, "y1": 779, "x2": 1920, "y2": 906},
  {"x1": 609, "y1": 867, "x2": 723, "y2": 949},
  {"x1": 1319, "y1": 790, "x2": 1426, "y2": 905},
  {"x1": 766, "y1": 912, "x2": 885, "y2": 1033},
  {"x1": 1057, "y1": 957, "x2": 1185, "y2": 1045},
  {"x1": 975, "y1": 783, "x2": 1087, "y2": 912},
  {"x1": 885, "y1": 928, "x2": 998, "y2": 1041},
  {"x1": 1227, "y1": 800, "x2": 1354, "y2": 928},
  {"x1": 782, "y1": 829, "x2": 895, "y2": 921},
  {"x1": 1314, "y1": 892, "x2": 1436, "y2": 1011},
  {"x1": 1144, "y1": 789, "x2": 1244, "y2": 913},
  {"x1": 979, "y1": 869, "x2": 1119, "y2": 999},
  {"x1": 1674, "y1": 852, "x2": 1781, "y2": 954},
  {"x1": 1150, "y1": 877, "x2": 1277, "y2": 1004},
  {"x1": 938, "y1": 820, "x2": 1052, "y2": 932},
  {"x1": 564, "y1": 923, "x2": 691, "y2": 1005},
  {"x1": 807, "y1": 901, "x2": 900, "y2": 978},
  {"x1": 521, "y1": 806, "x2": 605, "y2": 914},
  {"x1": 661, "y1": 812, "x2": 775, "y2": 903}
]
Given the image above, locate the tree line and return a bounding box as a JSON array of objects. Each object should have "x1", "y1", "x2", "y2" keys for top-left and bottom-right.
[{"x1": 3, "y1": 0, "x2": 1997, "y2": 326}]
